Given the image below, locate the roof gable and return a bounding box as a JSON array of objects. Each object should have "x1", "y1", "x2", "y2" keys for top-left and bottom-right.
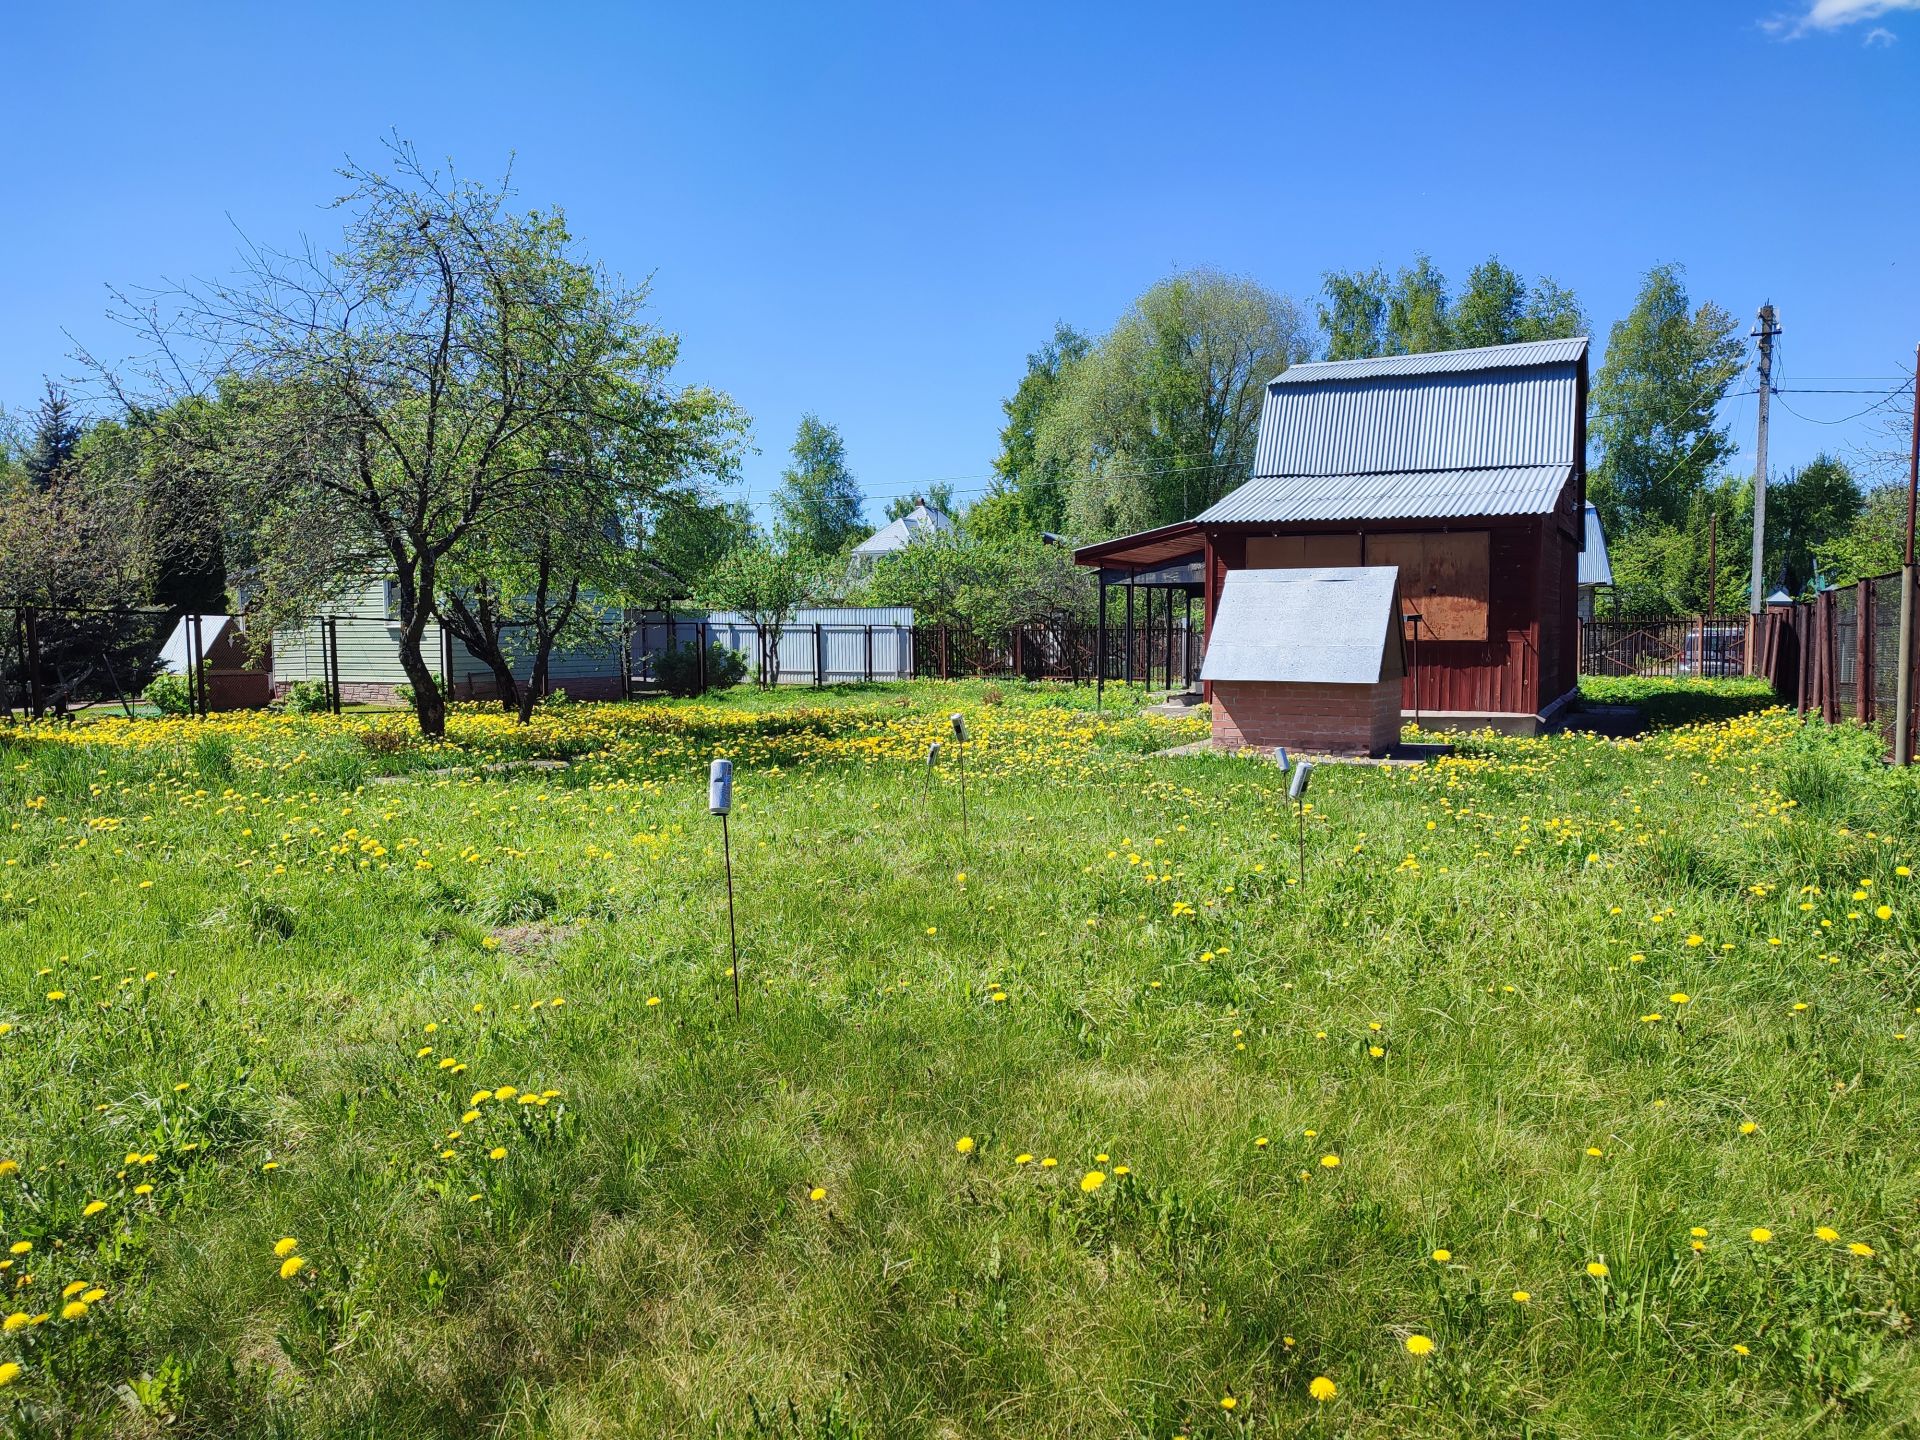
[
  {"x1": 852, "y1": 502, "x2": 954, "y2": 556},
  {"x1": 1196, "y1": 336, "x2": 1588, "y2": 526}
]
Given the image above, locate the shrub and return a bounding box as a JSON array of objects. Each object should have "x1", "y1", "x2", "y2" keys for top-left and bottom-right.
[
  {"x1": 143, "y1": 672, "x2": 193, "y2": 716},
  {"x1": 282, "y1": 681, "x2": 331, "y2": 714},
  {"x1": 653, "y1": 641, "x2": 747, "y2": 697}
]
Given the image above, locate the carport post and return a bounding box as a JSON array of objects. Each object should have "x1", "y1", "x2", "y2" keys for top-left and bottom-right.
[
  {"x1": 1096, "y1": 577, "x2": 1107, "y2": 712},
  {"x1": 1124, "y1": 581, "x2": 1134, "y2": 684}
]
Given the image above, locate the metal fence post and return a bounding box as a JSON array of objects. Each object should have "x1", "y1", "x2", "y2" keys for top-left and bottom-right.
[
  {"x1": 815, "y1": 623, "x2": 824, "y2": 687},
  {"x1": 1858, "y1": 580, "x2": 1874, "y2": 726},
  {"x1": 23, "y1": 606, "x2": 44, "y2": 719},
  {"x1": 864, "y1": 624, "x2": 873, "y2": 682}
]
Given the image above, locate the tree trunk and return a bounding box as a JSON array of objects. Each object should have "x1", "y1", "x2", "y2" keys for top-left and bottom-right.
[
  {"x1": 439, "y1": 589, "x2": 519, "y2": 711},
  {"x1": 396, "y1": 627, "x2": 446, "y2": 736}
]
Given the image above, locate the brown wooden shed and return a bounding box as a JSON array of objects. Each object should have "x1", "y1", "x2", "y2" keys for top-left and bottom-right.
[{"x1": 1076, "y1": 337, "x2": 1590, "y2": 734}]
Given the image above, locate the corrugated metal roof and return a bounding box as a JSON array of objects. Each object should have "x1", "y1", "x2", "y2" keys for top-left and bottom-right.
[
  {"x1": 1194, "y1": 465, "x2": 1572, "y2": 524},
  {"x1": 1200, "y1": 567, "x2": 1400, "y2": 685},
  {"x1": 1578, "y1": 503, "x2": 1612, "y2": 587},
  {"x1": 1253, "y1": 364, "x2": 1577, "y2": 477},
  {"x1": 1271, "y1": 336, "x2": 1588, "y2": 386}
]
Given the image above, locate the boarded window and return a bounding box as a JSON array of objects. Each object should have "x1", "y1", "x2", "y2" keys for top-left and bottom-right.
[
  {"x1": 1245, "y1": 534, "x2": 1362, "y2": 569},
  {"x1": 1363, "y1": 532, "x2": 1490, "y2": 641}
]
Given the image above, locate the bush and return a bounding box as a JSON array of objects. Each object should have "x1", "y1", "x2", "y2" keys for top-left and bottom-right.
[
  {"x1": 144, "y1": 672, "x2": 193, "y2": 716},
  {"x1": 653, "y1": 641, "x2": 747, "y2": 697},
  {"x1": 282, "y1": 680, "x2": 331, "y2": 714}
]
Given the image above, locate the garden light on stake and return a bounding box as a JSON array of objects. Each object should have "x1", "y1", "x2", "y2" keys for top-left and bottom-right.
[
  {"x1": 1288, "y1": 759, "x2": 1313, "y2": 886},
  {"x1": 949, "y1": 713, "x2": 969, "y2": 837},
  {"x1": 709, "y1": 758, "x2": 740, "y2": 1016},
  {"x1": 924, "y1": 740, "x2": 940, "y2": 811}
]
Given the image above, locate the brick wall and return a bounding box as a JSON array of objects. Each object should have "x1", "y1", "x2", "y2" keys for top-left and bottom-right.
[{"x1": 1211, "y1": 679, "x2": 1400, "y2": 755}]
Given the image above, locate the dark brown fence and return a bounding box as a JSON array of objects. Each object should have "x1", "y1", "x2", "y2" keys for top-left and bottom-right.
[
  {"x1": 913, "y1": 619, "x2": 1200, "y2": 689},
  {"x1": 1763, "y1": 572, "x2": 1920, "y2": 756},
  {"x1": 1578, "y1": 618, "x2": 1747, "y2": 678},
  {"x1": 1599, "y1": 573, "x2": 1920, "y2": 758}
]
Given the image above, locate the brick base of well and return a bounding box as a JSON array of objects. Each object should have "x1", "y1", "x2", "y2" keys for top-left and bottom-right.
[{"x1": 1210, "y1": 679, "x2": 1401, "y2": 756}]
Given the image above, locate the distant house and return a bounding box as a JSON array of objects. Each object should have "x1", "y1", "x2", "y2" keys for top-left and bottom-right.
[
  {"x1": 1577, "y1": 503, "x2": 1612, "y2": 620},
  {"x1": 848, "y1": 500, "x2": 953, "y2": 577},
  {"x1": 270, "y1": 578, "x2": 628, "y2": 705}
]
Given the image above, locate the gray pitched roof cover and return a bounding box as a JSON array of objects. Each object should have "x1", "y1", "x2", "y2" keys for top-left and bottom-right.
[
  {"x1": 1578, "y1": 503, "x2": 1612, "y2": 587},
  {"x1": 852, "y1": 502, "x2": 954, "y2": 557},
  {"x1": 1195, "y1": 337, "x2": 1587, "y2": 526},
  {"x1": 1200, "y1": 567, "x2": 1401, "y2": 685}
]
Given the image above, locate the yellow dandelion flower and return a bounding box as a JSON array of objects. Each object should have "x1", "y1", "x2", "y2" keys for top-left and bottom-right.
[
  {"x1": 278, "y1": 1255, "x2": 308, "y2": 1279},
  {"x1": 954, "y1": 1136, "x2": 974, "y2": 1154},
  {"x1": 1405, "y1": 1334, "x2": 1435, "y2": 1356},
  {"x1": 0, "y1": 1362, "x2": 18, "y2": 1387},
  {"x1": 1586, "y1": 1260, "x2": 1609, "y2": 1278},
  {"x1": 1080, "y1": 1170, "x2": 1106, "y2": 1193},
  {"x1": 1309, "y1": 1375, "x2": 1337, "y2": 1402},
  {"x1": 1431, "y1": 1248, "x2": 1451, "y2": 1262},
  {"x1": 1511, "y1": 1290, "x2": 1531, "y2": 1303},
  {"x1": 1815, "y1": 1226, "x2": 1840, "y2": 1243},
  {"x1": 272, "y1": 1237, "x2": 299, "y2": 1258},
  {"x1": 1749, "y1": 1227, "x2": 1773, "y2": 1244},
  {"x1": 1320, "y1": 1153, "x2": 1341, "y2": 1168},
  {"x1": 808, "y1": 1187, "x2": 826, "y2": 1202}
]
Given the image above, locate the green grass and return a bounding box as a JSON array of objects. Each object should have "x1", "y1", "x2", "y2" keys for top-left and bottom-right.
[
  {"x1": 2, "y1": 682, "x2": 1918, "y2": 1438},
  {"x1": 1578, "y1": 674, "x2": 1781, "y2": 729}
]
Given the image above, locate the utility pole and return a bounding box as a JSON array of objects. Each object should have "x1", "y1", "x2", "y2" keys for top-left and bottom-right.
[
  {"x1": 1749, "y1": 303, "x2": 1780, "y2": 620},
  {"x1": 1895, "y1": 341, "x2": 1920, "y2": 766}
]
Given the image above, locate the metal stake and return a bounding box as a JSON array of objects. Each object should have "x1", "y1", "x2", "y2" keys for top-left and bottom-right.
[{"x1": 722, "y1": 812, "x2": 740, "y2": 1016}]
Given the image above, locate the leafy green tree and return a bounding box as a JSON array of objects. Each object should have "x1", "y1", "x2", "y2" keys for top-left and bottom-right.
[
  {"x1": 1519, "y1": 278, "x2": 1586, "y2": 341},
  {"x1": 1040, "y1": 270, "x2": 1313, "y2": 537},
  {"x1": 1813, "y1": 486, "x2": 1909, "y2": 585},
  {"x1": 1763, "y1": 454, "x2": 1862, "y2": 594},
  {"x1": 695, "y1": 538, "x2": 826, "y2": 685},
  {"x1": 1318, "y1": 267, "x2": 1389, "y2": 361},
  {"x1": 882, "y1": 482, "x2": 955, "y2": 523},
  {"x1": 1385, "y1": 255, "x2": 1450, "y2": 355},
  {"x1": 1604, "y1": 482, "x2": 1747, "y2": 618},
  {"x1": 771, "y1": 415, "x2": 864, "y2": 557},
  {"x1": 990, "y1": 323, "x2": 1090, "y2": 533},
  {"x1": 1449, "y1": 259, "x2": 1526, "y2": 350},
  {"x1": 1588, "y1": 264, "x2": 1744, "y2": 536},
  {"x1": 858, "y1": 526, "x2": 1091, "y2": 635}
]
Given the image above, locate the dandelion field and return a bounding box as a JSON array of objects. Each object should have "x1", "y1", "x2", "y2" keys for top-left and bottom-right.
[{"x1": 2, "y1": 682, "x2": 1919, "y2": 1438}]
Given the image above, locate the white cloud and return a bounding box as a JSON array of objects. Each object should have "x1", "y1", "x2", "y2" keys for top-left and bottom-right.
[{"x1": 1763, "y1": 0, "x2": 1920, "y2": 36}]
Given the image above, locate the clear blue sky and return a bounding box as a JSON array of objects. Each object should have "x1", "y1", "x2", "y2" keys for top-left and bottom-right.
[{"x1": 4, "y1": 0, "x2": 1917, "y2": 525}]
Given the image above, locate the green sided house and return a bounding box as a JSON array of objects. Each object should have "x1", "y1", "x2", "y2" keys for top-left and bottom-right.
[{"x1": 270, "y1": 578, "x2": 629, "y2": 704}]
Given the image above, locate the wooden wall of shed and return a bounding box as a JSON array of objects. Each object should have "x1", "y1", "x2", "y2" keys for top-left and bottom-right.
[{"x1": 1202, "y1": 516, "x2": 1578, "y2": 718}]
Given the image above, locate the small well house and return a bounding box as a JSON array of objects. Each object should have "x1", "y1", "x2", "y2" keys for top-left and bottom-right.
[{"x1": 1200, "y1": 566, "x2": 1406, "y2": 755}]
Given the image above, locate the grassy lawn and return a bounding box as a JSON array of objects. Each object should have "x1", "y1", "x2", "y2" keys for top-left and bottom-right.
[{"x1": 1, "y1": 680, "x2": 1917, "y2": 1437}]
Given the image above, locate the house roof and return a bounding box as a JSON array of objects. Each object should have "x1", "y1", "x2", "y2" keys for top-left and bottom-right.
[
  {"x1": 1199, "y1": 567, "x2": 1402, "y2": 685},
  {"x1": 1195, "y1": 336, "x2": 1588, "y2": 526},
  {"x1": 158, "y1": 615, "x2": 237, "y2": 675},
  {"x1": 1579, "y1": 503, "x2": 1612, "y2": 588},
  {"x1": 851, "y1": 502, "x2": 953, "y2": 557}
]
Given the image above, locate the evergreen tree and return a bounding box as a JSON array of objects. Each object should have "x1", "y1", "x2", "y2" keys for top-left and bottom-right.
[
  {"x1": 25, "y1": 380, "x2": 83, "y2": 489},
  {"x1": 771, "y1": 414, "x2": 865, "y2": 557}
]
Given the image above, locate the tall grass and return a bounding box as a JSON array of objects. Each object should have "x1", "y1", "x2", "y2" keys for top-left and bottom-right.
[{"x1": 0, "y1": 686, "x2": 1915, "y2": 1437}]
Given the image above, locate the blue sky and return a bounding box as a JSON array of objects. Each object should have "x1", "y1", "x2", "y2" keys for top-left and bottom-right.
[{"x1": 4, "y1": 0, "x2": 1916, "y2": 526}]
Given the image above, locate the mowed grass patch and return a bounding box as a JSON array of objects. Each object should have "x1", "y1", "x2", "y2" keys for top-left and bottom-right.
[{"x1": 0, "y1": 682, "x2": 1917, "y2": 1437}]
